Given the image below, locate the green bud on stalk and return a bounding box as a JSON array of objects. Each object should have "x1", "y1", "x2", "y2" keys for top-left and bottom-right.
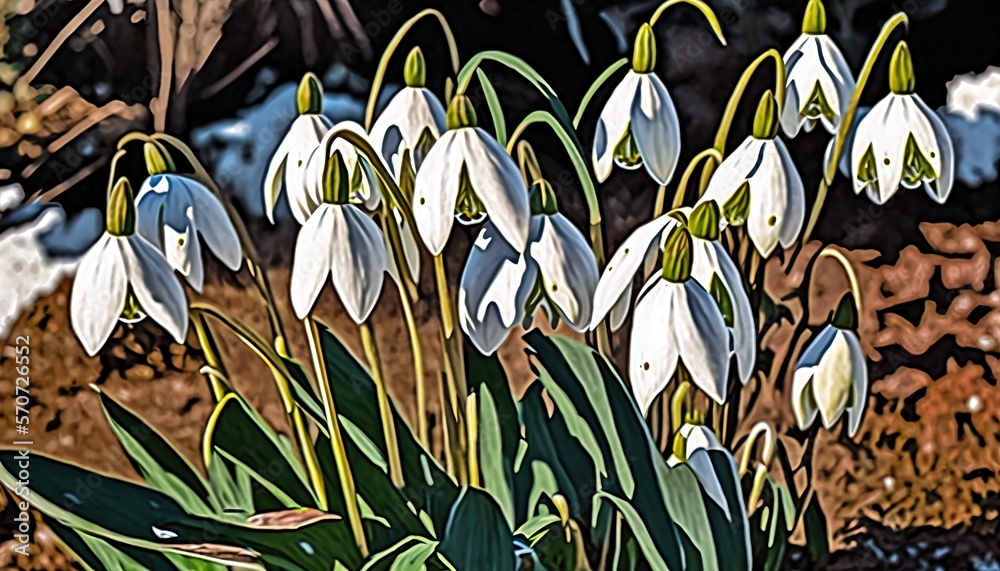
[
  {"x1": 446, "y1": 94, "x2": 478, "y2": 130},
  {"x1": 404, "y1": 47, "x2": 426, "y2": 88},
  {"x1": 802, "y1": 0, "x2": 826, "y2": 35},
  {"x1": 632, "y1": 23, "x2": 657, "y2": 74},
  {"x1": 143, "y1": 141, "x2": 175, "y2": 176},
  {"x1": 831, "y1": 293, "x2": 858, "y2": 331},
  {"x1": 689, "y1": 200, "x2": 721, "y2": 241},
  {"x1": 322, "y1": 150, "x2": 351, "y2": 204},
  {"x1": 889, "y1": 42, "x2": 916, "y2": 95},
  {"x1": 107, "y1": 177, "x2": 136, "y2": 236},
  {"x1": 752, "y1": 90, "x2": 779, "y2": 140},
  {"x1": 661, "y1": 226, "x2": 693, "y2": 283},
  {"x1": 297, "y1": 72, "x2": 324, "y2": 115}
]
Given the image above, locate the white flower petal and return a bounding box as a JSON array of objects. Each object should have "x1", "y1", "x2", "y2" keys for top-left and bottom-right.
[
  {"x1": 699, "y1": 137, "x2": 766, "y2": 209},
  {"x1": 691, "y1": 240, "x2": 756, "y2": 384},
  {"x1": 844, "y1": 330, "x2": 869, "y2": 436},
  {"x1": 591, "y1": 215, "x2": 678, "y2": 327},
  {"x1": 745, "y1": 139, "x2": 802, "y2": 257},
  {"x1": 774, "y1": 138, "x2": 805, "y2": 250},
  {"x1": 593, "y1": 71, "x2": 642, "y2": 182},
  {"x1": 630, "y1": 276, "x2": 682, "y2": 415},
  {"x1": 792, "y1": 325, "x2": 838, "y2": 429},
  {"x1": 328, "y1": 204, "x2": 387, "y2": 324},
  {"x1": 413, "y1": 129, "x2": 465, "y2": 255},
  {"x1": 609, "y1": 282, "x2": 632, "y2": 332},
  {"x1": 630, "y1": 73, "x2": 681, "y2": 185},
  {"x1": 290, "y1": 205, "x2": 336, "y2": 319},
  {"x1": 459, "y1": 223, "x2": 534, "y2": 355},
  {"x1": 371, "y1": 87, "x2": 447, "y2": 175},
  {"x1": 529, "y1": 214, "x2": 599, "y2": 332},
  {"x1": 781, "y1": 78, "x2": 805, "y2": 138},
  {"x1": 463, "y1": 128, "x2": 530, "y2": 252},
  {"x1": 675, "y1": 280, "x2": 732, "y2": 404},
  {"x1": 812, "y1": 329, "x2": 854, "y2": 429},
  {"x1": 265, "y1": 114, "x2": 332, "y2": 223},
  {"x1": 851, "y1": 96, "x2": 905, "y2": 204},
  {"x1": 911, "y1": 95, "x2": 955, "y2": 203},
  {"x1": 70, "y1": 234, "x2": 127, "y2": 356},
  {"x1": 121, "y1": 235, "x2": 188, "y2": 343},
  {"x1": 185, "y1": 177, "x2": 242, "y2": 271}
]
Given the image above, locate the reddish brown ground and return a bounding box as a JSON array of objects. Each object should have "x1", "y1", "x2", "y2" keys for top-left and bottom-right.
[{"x1": 2, "y1": 220, "x2": 1000, "y2": 568}]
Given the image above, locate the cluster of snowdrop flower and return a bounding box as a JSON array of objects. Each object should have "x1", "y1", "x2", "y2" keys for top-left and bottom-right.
[{"x1": 60, "y1": 0, "x2": 956, "y2": 531}]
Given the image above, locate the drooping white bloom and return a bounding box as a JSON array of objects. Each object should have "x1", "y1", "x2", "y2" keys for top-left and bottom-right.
[
  {"x1": 792, "y1": 324, "x2": 868, "y2": 436},
  {"x1": 698, "y1": 135, "x2": 805, "y2": 257},
  {"x1": 593, "y1": 27, "x2": 682, "y2": 186},
  {"x1": 264, "y1": 116, "x2": 331, "y2": 223},
  {"x1": 590, "y1": 214, "x2": 681, "y2": 331},
  {"x1": 289, "y1": 152, "x2": 387, "y2": 324},
  {"x1": 303, "y1": 121, "x2": 382, "y2": 212},
  {"x1": 136, "y1": 173, "x2": 242, "y2": 292},
  {"x1": 631, "y1": 273, "x2": 732, "y2": 412},
  {"x1": 459, "y1": 191, "x2": 598, "y2": 355},
  {"x1": 71, "y1": 179, "x2": 187, "y2": 356},
  {"x1": 370, "y1": 47, "x2": 447, "y2": 175},
  {"x1": 850, "y1": 42, "x2": 955, "y2": 205},
  {"x1": 413, "y1": 95, "x2": 528, "y2": 255},
  {"x1": 781, "y1": 0, "x2": 856, "y2": 137}
]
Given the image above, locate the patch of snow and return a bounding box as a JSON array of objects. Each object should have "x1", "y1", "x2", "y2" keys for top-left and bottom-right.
[{"x1": 946, "y1": 67, "x2": 1000, "y2": 120}]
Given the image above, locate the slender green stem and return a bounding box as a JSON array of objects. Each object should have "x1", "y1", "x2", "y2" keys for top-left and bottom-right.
[
  {"x1": 699, "y1": 50, "x2": 785, "y2": 190},
  {"x1": 433, "y1": 254, "x2": 469, "y2": 484},
  {"x1": 398, "y1": 282, "x2": 429, "y2": 448},
  {"x1": 477, "y1": 69, "x2": 507, "y2": 146},
  {"x1": 467, "y1": 391, "x2": 480, "y2": 488},
  {"x1": 191, "y1": 313, "x2": 229, "y2": 401},
  {"x1": 292, "y1": 407, "x2": 328, "y2": 511},
  {"x1": 364, "y1": 8, "x2": 460, "y2": 130},
  {"x1": 648, "y1": 0, "x2": 728, "y2": 45},
  {"x1": 359, "y1": 321, "x2": 404, "y2": 488},
  {"x1": 803, "y1": 12, "x2": 909, "y2": 242},
  {"x1": 304, "y1": 317, "x2": 368, "y2": 556},
  {"x1": 673, "y1": 148, "x2": 723, "y2": 209},
  {"x1": 434, "y1": 254, "x2": 456, "y2": 339},
  {"x1": 573, "y1": 58, "x2": 629, "y2": 128}
]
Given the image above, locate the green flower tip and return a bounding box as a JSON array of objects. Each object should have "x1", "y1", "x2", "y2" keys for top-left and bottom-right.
[
  {"x1": 661, "y1": 226, "x2": 693, "y2": 283},
  {"x1": 297, "y1": 72, "x2": 324, "y2": 115},
  {"x1": 446, "y1": 94, "x2": 478, "y2": 130},
  {"x1": 831, "y1": 293, "x2": 858, "y2": 331},
  {"x1": 529, "y1": 179, "x2": 559, "y2": 216},
  {"x1": 723, "y1": 181, "x2": 751, "y2": 226},
  {"x1": 107, "y1": 177, "x2": 135, "y2": 236},
  {"x1": 689, "y1": 200, "x2": 720, "y2": 241},
  {"x1": 802, "y1": 0, "x2": 826, "y2": 35},
  {"x1": 322, "y1": 149, "x2": 350, "y2": 204},
  {"x1": 632, "y1": 23, "x2": 657, "y2": 74},
  {"x1": 889, "y1": 42, "x2": 916, "y2": 95},
  {"x1": 143, "y1": 141, "x2": 174, "y2": 176},
  {"x1": 752, "y1": 90, "x2": 779, "y2": 140},
  {"x1": 404, "y1": 47, "x2": 426, "y2": 88}
]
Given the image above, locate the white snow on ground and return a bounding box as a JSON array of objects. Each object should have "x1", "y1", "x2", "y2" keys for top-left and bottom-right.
[
  {"x1": 943, "y1": 68, "x2": 1000, "y2": 187},
  {"x1": 0, "y1": 185, "x2": 101, "y2": 340},
  {"x1": 947, "y1": 67, "x2": 1000, "y2": 119}
]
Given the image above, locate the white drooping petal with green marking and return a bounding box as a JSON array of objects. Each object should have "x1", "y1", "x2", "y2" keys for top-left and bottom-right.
[
  {"x1": 782, "y1": 33, "x2": 856, "y2": 138},
  {"x1": 136, "y1": 174, "x2": 242, "y2": 292},
  {"x1": 792, "y1": 324, "x2": 868, "y2": 436},
  {"x1": 264, "y1": 113, "x2": 332, "y2": 223}
]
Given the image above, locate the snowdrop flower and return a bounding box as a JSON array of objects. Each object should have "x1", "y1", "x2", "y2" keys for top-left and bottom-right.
[
  {"x1": 593, "y1": 24, "x2": 681, "y2": 186},
  {"x1": 303, "y1": 120, "x2": 383, "y2": 211},
  {"x1": 290, "y1": 151, "x2": 387, "y2": 324},
  {"x1": 627, "y1": 225, "x2": 733, "y2": 413},
  {"x1": 459, "y1": 181, "x2": 598, "y2": 355},
  {"x1": 264, "y1": 73, "x2": 333, "y2": 224},
  {"x1": 792, "y1": 296, "x2": 868, "y2": 436},
  {"x1": 698, "y1": 91, "x2": 805, "y2": 257},
  {"x1": 850, "y1": 42, "x2": 954, "y2": 205},
  {"x1": 370, "y1": 47, "x2": 447, "y2": 175},
  {"x1": 135, "y1": 143, "x2": 242, "y2": 292},
  {"x1": 687, "y1": 202, "x2": 755, "y2": 385},
  {"x1": 413, "y1": 94, "x2": 529, "y2": 255},
  {"x1": 71, "y1": 178, "x2": 187, "y2": 356},
  {"x1": 781, "y1": 0, "x2": 856, "y2": 138},
  {"x1": 590, "y1": 211, "x2": 682, "y2": 332}
]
